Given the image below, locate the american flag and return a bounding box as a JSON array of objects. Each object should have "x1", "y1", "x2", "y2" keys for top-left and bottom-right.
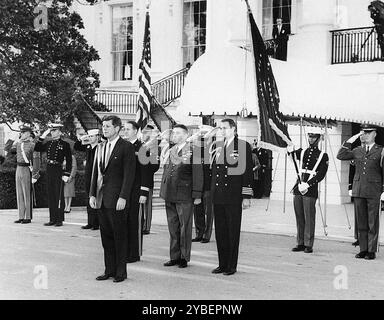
[
  {"x1": 136, "y1": 11, "x2": 152, "y2": 129},
  {"x1": 246, "y1": 1, "x2": 291, "y2": 152}
]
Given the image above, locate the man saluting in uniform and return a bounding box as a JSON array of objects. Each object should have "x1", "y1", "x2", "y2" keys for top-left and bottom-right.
[
  {"x1": 288, "y1": 129, "x2": 329, "y2": 254},
  {"x1": 210, "y1": 119, "x2": 253, "y2": 276},
  {"x1": 35, "y1": 123, "x2": 72, "y2": 227},
  {"x1": 337, "y1": 124, "x2": 384, "y2": 260}
]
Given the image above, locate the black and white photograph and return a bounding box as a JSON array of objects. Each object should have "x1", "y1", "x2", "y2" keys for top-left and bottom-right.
[{"x1": 1, "y1": 0, "x2": 384, "y2": 308}]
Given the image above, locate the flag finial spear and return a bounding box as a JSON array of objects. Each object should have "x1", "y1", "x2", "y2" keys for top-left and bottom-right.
[{"x1": 244, "y1": 0, "x2": 252, "y2": 13}]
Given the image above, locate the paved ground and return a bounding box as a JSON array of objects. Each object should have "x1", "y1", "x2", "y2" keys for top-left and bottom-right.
[{"x1": 1, "y1": 199, "x2": 384, "y2": 300}]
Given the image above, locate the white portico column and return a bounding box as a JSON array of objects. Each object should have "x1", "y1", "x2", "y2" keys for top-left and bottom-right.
[{"x1": 289, "y1": 0, "x2": 337, "y2": 65}]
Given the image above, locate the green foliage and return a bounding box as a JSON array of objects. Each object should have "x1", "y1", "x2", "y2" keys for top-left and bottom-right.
[{"x1": 0, "y1": 0, "x2": 101, "y2": 125}]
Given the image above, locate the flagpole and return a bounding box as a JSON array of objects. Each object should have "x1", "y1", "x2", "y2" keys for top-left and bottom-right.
[
  {"x1": 283, "y1": 153, "x2": 287, "y2": 213},
  {"x1": 324, "y1": 119, "x2": 328, "y2": 227}
]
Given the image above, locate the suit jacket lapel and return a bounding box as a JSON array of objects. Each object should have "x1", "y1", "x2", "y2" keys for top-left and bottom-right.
[{"x1": 104, "y1": 138, "x2": 121, "y2": 172}]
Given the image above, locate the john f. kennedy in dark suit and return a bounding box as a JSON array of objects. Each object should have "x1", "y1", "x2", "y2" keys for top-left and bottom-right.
[{"x1": 89, "y1": 115, "x2": 136, "y2": 283}]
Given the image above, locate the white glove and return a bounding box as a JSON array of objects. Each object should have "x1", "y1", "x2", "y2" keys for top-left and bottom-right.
[
  {"x1": 298, "y1": 182, "x2": 309, "y2": 194},
  {"x1": 62, "y1": 176, "x2": 69, "y2": 183},
  {"x1": 347, "y1": 132, "x2": 363, "y2": 144},
  {"x1": 286, "y1": 144, "x2": 295, "y2": 153},
  {"x1": 32, "y1": 178, "x2": 38, "y2": 184},
  {"x1": 348, "y1": 190, "x2": 353, "y2": 197},
  {"x1": 41, "y1": 129, "x2": 51, "y2": 139},
  {"x1": 380, "y1": 192, "x2": 384, "y2": 201}
]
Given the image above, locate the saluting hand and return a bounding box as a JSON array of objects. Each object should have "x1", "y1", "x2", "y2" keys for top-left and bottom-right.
[
  {"x1": 347, "y1": 131, "x2": 363, "y2": 144},
  {"x1": 116, "y1": 197, "x2": 126, "y2": 211},
  {"x1": 380, "y1": 192, "x2": 384, "y2": 202},
  {"x1": 194, "y1": 198, "x2": 202, "y2": 205}
]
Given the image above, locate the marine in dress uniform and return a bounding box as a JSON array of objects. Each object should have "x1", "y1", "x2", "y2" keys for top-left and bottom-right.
[
  {"x1": 122, "y1": 121, "x2": 154, "y2": 263},
  {"x1": 210, "y1": 119, "x2": 253, "y2": 276},
  {"x1": 140, "y1": 125, "x2": 160, "y2": 235},
  {"x1": 34, "y1": 123, "x2": 72, "y2": 227},
  {"x1": 337, "y1": 124, "x2": 384, "y2": 260},
  {"x1": 5, "y1": 125, "x2": 40, "y2": 224},
  {"x1": 74, "y1": 129, "x2": 100, "y2": 230},
  {"x1": 289, "y1": 131, "x2": 329, "y2": 253},
  {"x1": 160, "y1": 124, "x2": 204, "y2": 268}
]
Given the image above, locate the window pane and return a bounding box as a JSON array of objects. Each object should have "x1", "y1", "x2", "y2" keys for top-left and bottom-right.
[{"x1": 112, "y1": 5, "x2": 133, "y2": 81}]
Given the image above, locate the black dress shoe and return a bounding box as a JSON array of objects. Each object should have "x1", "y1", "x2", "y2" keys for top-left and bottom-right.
[
  {"x1": 91, "y1": 226, "x2": 99, "y2": 230},
  {"x1": 164, "y1": 259, "x2": 180, "y2": 267},
  {"x1": 14, "y1": 219, "x2": 23, "y2": 223},
  {"x1": 55, "y1": 222, "x2": 63, "y2": 227},
  {"x1": 192, "y1": 237, "x2": 203, "y2": 242},
  {"x1": 178, "y1": 259, "x2": 188, "y2": 268},
  {"x1": 96, "y1": 274, "x2": 114, "y2": 281},
  {"x1": 81, "y1": 225, "x2": 92, "y2": 229},
  {"x1": 365, "y1": 252, "x2": 376, "y2": 260},
  {"x1": 352, "y1": 240, "x2": 360, "y2": 247},
  {"x1": 44, "y1": 222, "x2": 55, "y2": 226},
  {"x1": 127, "y1": 257, "x2": 140, "y2": 263},
  {"x1": 304, "y1": 247, "x2": 313, "y2": 253},
  {"x1": 355, "y1": 251, "x2": 368, "y2": 259},
  {"x1": 223, "y1": 270, "x2": 236, "y2": 276},
  {"x1": 212, "y1": 267, "x2": 225, "y2": 274},
  {"x1": 201, "y1": 238, "x2": 210, "y2": 243},
  {"x1": 21, "y1": 219, "x2": 31, "y2": 224},
  {"x1": 113, "y1": 276, "x2": 127, "y2": 283},
  {"x1": 142, "y1": 230, "x2": 150, "y2": 235},
  {"x1": 292, "y1": 245, "x2": 305, "y2": 252}
]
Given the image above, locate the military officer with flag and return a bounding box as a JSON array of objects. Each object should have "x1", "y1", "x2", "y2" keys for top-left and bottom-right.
[
  {"x1": 337, "y1": 124, "x2": 384, "y2": 260},
  {"x1": 288, "y1": 129, "x2": 329, "y2": 254},
  {"x1": 5, "y1": 125, "x2": 40, "y2": 224},
  {"x1": 35, "y1": 123, "x2": 72, "y2": 227}
]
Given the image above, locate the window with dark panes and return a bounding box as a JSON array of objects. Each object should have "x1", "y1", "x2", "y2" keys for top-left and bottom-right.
[
  {"x1": 262, "y1": 0, "x2": 292, "y2": 40},
  {"x1": 182, "y1": 0, "x2": 206, "y2": 67},
  {"x1": 112, "y1": 5, "x2": 133, "y2": 81}
]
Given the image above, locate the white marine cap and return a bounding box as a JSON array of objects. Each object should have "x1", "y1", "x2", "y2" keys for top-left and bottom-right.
[
  {"x1": 307, "y1": 126, "x2": 324, "y2": 136},
  {"x1": 48, "y1": 123, "x2": 64, "y2": 129},
  {"x1": 87, "y1": 129, "x2": 100, "y2": 136}
]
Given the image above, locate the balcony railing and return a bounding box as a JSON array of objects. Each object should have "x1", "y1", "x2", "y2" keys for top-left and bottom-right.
[
  {"x1": 331, "y1": 26, "x2": 383, "y2": 64},
  {"x1": 152, "y1": 68, "x2": 189, "y2": 105},
  {"x1": 95, "y1": 90, "x2": 138, "y2": 114}
]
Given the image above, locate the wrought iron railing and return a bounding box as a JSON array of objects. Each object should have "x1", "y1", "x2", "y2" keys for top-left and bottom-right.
[
  {"x1": 95, "y1": 90, "x2": 138, "y2": 114},
  {"x1": 152, "y1": 68, "x2": 189, "y2": 105},
  {"x1": 330, "y1": 26, "x2": 383, "y2": 64}
]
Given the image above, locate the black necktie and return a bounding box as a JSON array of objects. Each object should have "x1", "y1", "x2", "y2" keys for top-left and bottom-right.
[{"x1": 366, "y1": 146, "x2": 370, "y2": 154}]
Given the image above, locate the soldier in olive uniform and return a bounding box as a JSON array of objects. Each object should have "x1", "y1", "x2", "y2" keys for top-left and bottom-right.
[
  {"x1": 337, "y1": 124, "x2": 384, "y2": 260},
  {"x1": 210, "y1": 119, "x2": 253, "y2": 276},
  {"x1": 288, "y1": 131, "x2": 329, "y2": 253},
  {"x1": 5, "y1": 125, "x2": 40, "y2": 224},
  {"x1": 35, "y1": 123, "x2": 72, "y2": 227}
]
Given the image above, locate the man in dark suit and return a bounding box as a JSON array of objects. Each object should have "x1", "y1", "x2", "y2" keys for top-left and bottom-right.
[
  {"x1": 210, "y1": 119, "x2": 254, "y2": 276},
  {"x1": 272, "y1": 18, "x2": 289, "y2": 61},
  {"x1": 288, "y1": 131, "x2": 329, "y2": 254},
  {"x1": 74, "y1": 129, "x2": 100, "y2": 230},
  {"x1": 160, "y1": 124, "x2": 203, "y2": 268},
  {"x1": 89, "y1": 115, "x2": 136, "y2": 282},
  {"x1": 122, "y1": 121, "x2": 154, "y2": 263},
  {"x1": 337, "y1": 124, "x2": 384, "y2": 260}
]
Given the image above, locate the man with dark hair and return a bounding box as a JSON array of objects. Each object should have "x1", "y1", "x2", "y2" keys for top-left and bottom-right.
[
  {"x1": 74, "y1": 129, "x2": 100, "y2": 230},
  {"x1": 122, "y1": 120, "x2": 153, "y2": 263},
  {"x1": 337, "y1": 124, "x2": 384, "y2": 260},
  {"x1": 160, "y1": 124, "x2": 203, "y2": 268},
  {"x1": 89, "y1": 115, "x2": 136, "y2": 282},
  {"x1": 35, "y1": 123, "x2": 72, "y2": 227},
  {"x1": 140, "y1": 124, "x2": 160, "y2": 235},
  {"x1": 272, "y1": 18, "x2": 289, "y2": 61},
  {"x1": 210, "y1": 118, "x2": 253, "y2": 276}
]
